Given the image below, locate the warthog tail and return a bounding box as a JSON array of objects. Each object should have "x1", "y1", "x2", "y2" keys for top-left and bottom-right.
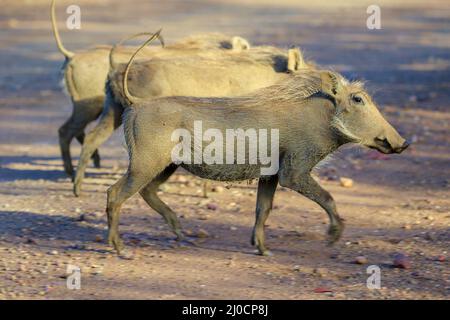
[
  {"x1": 122, "y1": 29, "x2": 163, "y2": 105},
  {"x1": 50, "y1": 0, "x2": 75, "y2": 59},
  {"x1": 109, "y1": 31, "x2": 165, "y2": 71}
]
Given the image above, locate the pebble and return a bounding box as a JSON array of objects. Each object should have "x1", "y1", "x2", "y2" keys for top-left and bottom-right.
[
  {"x1": 211, "y1": 186, "x2": 224, "y2": 193},
  {"x1": 48, "y1": 250, "x2": 58, "y2": 255},
  {"x1": 25, "y1": 238, "x2": 37, "y2": 245},
  {"x1": 393, "y1": 253, "x2": 411, "y2": 269},
  {"x1": 354, "y1": 256, "x2": 368, "y2": 265},
  {"x1": 196, "y1": 229, "x2": 209, "y2": 238},
  {"x1": 313, "y1": 267, "x2": 328, "y2": 277},
  {"x1": 206, "y1": 203, "x2": 218, "y2": 211},
  {"x1": 339, "y1": 177, "x2": 353, "y2": 188}
]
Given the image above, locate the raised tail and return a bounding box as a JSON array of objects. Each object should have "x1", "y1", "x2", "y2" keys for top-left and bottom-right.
[
  {"x1": 122, "y1": 29, "x2": 163, "y2": 105},
  {"x1": 50, "y1": 0, "x2": 74, "y2": 59},
  {"x1": 109, "y1": 31, "x2": 165, "y2": 71}
]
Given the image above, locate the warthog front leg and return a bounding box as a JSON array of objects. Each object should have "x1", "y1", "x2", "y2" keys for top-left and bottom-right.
[
  {"x1": 139, "y1": 164, "x2": 184, "y2": 241},
  {"x1": 75, "y1": 132, "x2": 101, "y2": 168},
  {"x1": 74, "y1": 100, "x2": 123, "y2": 196},
  {"x1": 251, "y1": 175, "x2": 278, "y2": 256},
  {"x1": 280, "y1": 173, "x2": 344, "y2": 245}
]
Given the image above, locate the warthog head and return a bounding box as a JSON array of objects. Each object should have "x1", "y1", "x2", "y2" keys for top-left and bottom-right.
[{"x1": 321, "y1": 71, "x2": 409, "y2": 154}]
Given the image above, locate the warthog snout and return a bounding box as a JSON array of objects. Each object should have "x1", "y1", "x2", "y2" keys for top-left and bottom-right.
[
  {"x1": 371, "y1": 120, "x2": 410, "y2": 154},
  {"x1": 373, "y1": 136, "x2": 410, "y2": 154}
]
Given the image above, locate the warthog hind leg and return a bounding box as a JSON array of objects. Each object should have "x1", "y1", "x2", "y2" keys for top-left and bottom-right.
[
  {"x1": 139, "y1": 164, "x2": 184, "y2": 241},
  {"x1": 251, "y1": 175, "x2": 278, "y2": 256}
]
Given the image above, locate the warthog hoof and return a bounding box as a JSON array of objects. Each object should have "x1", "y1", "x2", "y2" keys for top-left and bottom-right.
[
  {"x1": 108, "y1": 232, "x2": 124, "y2": 254},
  {"x1": 251, "y1": 233, "x2": 272, "y2": 256},
  {"x1": 73, "y1": 182, "x2": 81, "y2": 197},
  {"x1": 174, "y1": 230, "x2": 185, "y2": 242},
  {"x1": 175, "y1": 238, "x2": 198, "y2": 248},
  {"x1": 259, "y1": 249, "x2": 273, "y2": 257},
  {"x1": 327, "y1": 220, "x2": 345, "y2": 245}
]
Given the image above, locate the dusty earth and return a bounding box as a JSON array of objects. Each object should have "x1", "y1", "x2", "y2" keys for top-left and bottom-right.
[{"x1": 0, "y1": 0, "x2": 449, "y2": 300}]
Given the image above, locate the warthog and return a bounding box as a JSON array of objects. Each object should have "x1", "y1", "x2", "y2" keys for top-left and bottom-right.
[
  {"x1": 105, "y1": 40, "x2": 409, "y2": 255},
  {"x1": 72, "y1": 32, "x2": 309, "y2": 196},
  {"x1": 51, "y1": 0, "x2": 249, "y2": 178}
]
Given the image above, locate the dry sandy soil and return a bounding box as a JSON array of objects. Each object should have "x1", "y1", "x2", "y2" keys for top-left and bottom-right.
[{"x1": 0, "y1": 0, "x2": 449, "y2": 299}]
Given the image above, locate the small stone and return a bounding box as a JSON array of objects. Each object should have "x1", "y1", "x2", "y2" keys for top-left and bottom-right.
[
  {"x1": 313, "y1": 267, "x2": 328, "y2": 277},
  {"x1": 402, "y1": 224, "x2": 412, "y2": 230},
  {"x1": 91, "y1": 269, "x2": 103, "y2": 275},
  {"x1": 48, "y1": 250, "x2": 58, "y2": 255},
  {"x1": 206, "y1": 203, "x2": 218, "y2": 211},
  {"x1": 230, "y1": 226, "x2": 237, "y2": 231},
  {"x1": 424, "y1": 232, "x2": 436, "y2": 241},
  {"x1": 393, "y1": 253, "x2": 410, "y2": 269},
  {"x1": 25, "y1": 238, "x2": 37, "y2": 244},
  {"x1": 7, "y1": 19, "x2": 19, "y2": 28},
  {"x1": 436, "y1": 255, "x2": 445, "y2": 262},
  {"x1": 198, "y1": 214, "x2": 209, "y2": 220},
  {"x1": 95, "y1": 235, "x2": 103, "y2": 242},
  {"x1": 196, "y1": 229, "x2": 209, "y2": 238},
  {"x1": 339, "y1": 177, "x2": 353, "y2": 188},
  {"x1": 354, "y1": 256, "x2": 368, "y2": 265},
  {"x1": 211, "y1": 186, "x2": 224, "y2": 193},
  {"x1": 314, "y1": 287, "x2": 333, "y2": 293}
]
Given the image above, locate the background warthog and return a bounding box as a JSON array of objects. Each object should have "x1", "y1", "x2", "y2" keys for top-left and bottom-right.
[
  {"x1": 105, "y1": 61, "x2": 409, "y2": 255},
  {"x1": 72, "y1": 32, "x2": 310, "y2": 196},
  {"x1": 51, "y1": 0, "x2": 249, "y2": 178}
]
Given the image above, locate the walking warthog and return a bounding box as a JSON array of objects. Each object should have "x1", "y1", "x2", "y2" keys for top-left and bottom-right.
[
  {"x1": 51, "y1": 0, "x2": 249, "y2": 178},
  {"x1": 72, "y1": 32, "x2": 309, "y2": 196},
  {"x1": 105, "y1": 38, "x2": 409, "y2": 255}
]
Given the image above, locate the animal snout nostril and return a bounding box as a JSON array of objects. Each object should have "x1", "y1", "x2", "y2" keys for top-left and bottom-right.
[{"x1": 395, "y1": 140, "x2": 410, "y2": 153}]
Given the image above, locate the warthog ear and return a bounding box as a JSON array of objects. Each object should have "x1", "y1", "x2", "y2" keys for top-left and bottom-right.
[
  {"x1": 287, "y1": 46, "x2": 306, "y2": 73},
  {"x1": 320, "y1": 71, "x2": 341, "y2": 97},
  {"x1": 232, "y1": 36, "x2": 251, "y2": 51}
]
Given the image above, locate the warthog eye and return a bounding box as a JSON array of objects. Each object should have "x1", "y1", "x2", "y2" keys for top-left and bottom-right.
[{"x1": 352, "y1": 95, "x2": 364, "y2": 104}]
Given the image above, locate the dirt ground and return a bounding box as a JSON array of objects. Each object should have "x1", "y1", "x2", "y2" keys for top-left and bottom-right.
[{"x1": 0, "y1": 0, "x2": 449, "y2": 300}]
